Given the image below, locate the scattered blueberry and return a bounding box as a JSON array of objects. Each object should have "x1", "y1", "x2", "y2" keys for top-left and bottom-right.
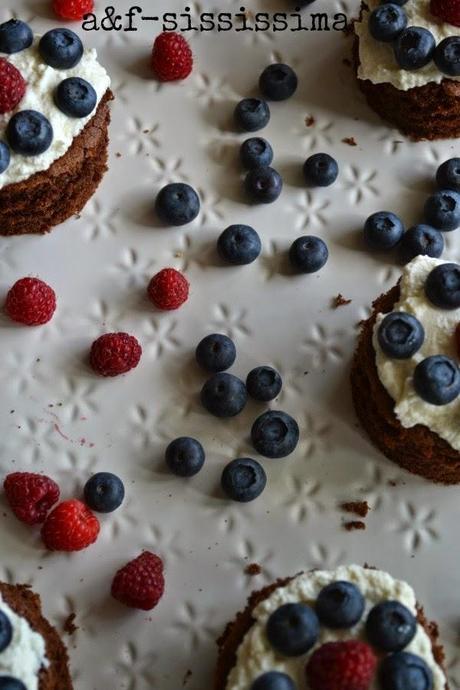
[
  {"x1": 246, "y1": 366, "x2": 282, "y2": 402},
  {"x1": 55, "y1": 77, "x2": 97, "y2": 118},
  {"x1": 39, "y1": 28, "x2": 83, "y2": 70},
  {"x1": 7, "y1": 111, "x2": 53, "y2": 156},
  {"x1": 289, "y1": 236, "x2": 329, "y2": 273},
  {"x1": 0, "y1": 142, "x2": 10, "y2": 174},
  {"x1": 424, "y1": 190, "x2": 460, "y2": 231},
  {"x1": 413, "y1": 355, "x2": 460, "y2": 406},
  {"x1": 303, "y1": 153, "x2": 339, "y2": 187},
  {"x1": 259, "y1": 63, "x2": 298, "y2": 101},
  {"x1": 195, "y1": 333, "x2": 236, "y2": 372},
  {"x1": 364, "y1": 211, "x2": 405, "y2": 250},
  {"x1": 434, "y1": 37, "x2": 460, "y2": 77},
  {"x1": 0, "y1": 679, "x2": 27, "y2": 690},
  {"x1": 221, "y1": 457, "x2": 266, "y2": 502},
  {"x1": 251, "y1": 672, "x2": 296, "y2": 690},
  {"x1": 315, "y1": 581, "x2": 365, "y2": 629},
  {"x1": 366, "y1": 600, "x2": 416, "y2": 652},
  {"x1": 380, "y1": 652, "x2": 433, "y2": 690},
  {"x1": 266, "y1": 603, "x2": 319, "y2": 657},
  {"x1": 394, "y1": 27, "x2": 436, "y2": 70},
  {"x1": 437, "y1": 158, "x2": 460, "y2": 192},
  {"x1": 155, "y1": 183, "x2": 200, "y2": 226},
  {"x1": 200, "y1": 372, "x2": 247, "y2": 417},
  {"x1": 165, "y1": 437, "x2": 205, "y2": 477},
  {"x1": 240, "y1": 137, "x2": 274, "y2": 169},
  {"x1": 399, "y1": 225, "x2": 444, "y2": 264},
  {"x1": 84, "y1": 472, "x2": 125, "y2": 513},
  {"x1": 425, "y1": 263, "x2": 460, "y2": 309},
  {"x1": 234, "y1": 98, "x2": 270, "y2": 132},
  {"x1": 0, "y1": 19, "x2": 33, "y2": 54},
  {"x1": 377, "y1": 312, "x2": 425, "y2": 359},
  {"x1": 251, "y1": 410, "x2": 299, "y2": 458},
  {"x1": 368, "y1": 4, "x2": 407, "y2": 42},
  {"x1": 245, "y1": 167, "x2": 283, "y2": 204},
  {"x1": 217, "y1": 224, "x2": 262, "y2": 265},
  {"x1": 0, "y1": 612, "x2": 12, "y2": 653}
]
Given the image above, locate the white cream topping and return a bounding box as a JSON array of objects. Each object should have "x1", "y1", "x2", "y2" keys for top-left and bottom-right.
[
  {"x1": 0, "y1": 35, "x2": 111, "y2": 189},
  {"x1": 373, "y1": 256, "x2": 460, "y2": 452},
  {"x1": 225, "y1": 565, "x2": 446, "y2": 690},
  {"x1": 355, "y1": 0, "x2": 460, "y2": 90},
  {"x1": 0, "y1": 594, "x2": 49, "y2": 690}
]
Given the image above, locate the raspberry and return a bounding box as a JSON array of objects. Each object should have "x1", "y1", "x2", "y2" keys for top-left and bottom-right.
[
  {"x1": 90, "y1": 332, "x2": 142, "y2": 377},
  {"x1": 5, "y1": 277, "x2": 56, "y2": 326},
  {"x1": 306, "y1": 641, "x2": 377, "y2": 690},
  {"x1": 0, "y1": 58, "x2": 26, "y2": 114},
  {"x1": 151, "y1": 32, "x2": 193, "y2": 81},
  {"x1": 52, "y1": 0, "x2": 95, "y2": 20},
  {"x1": 111, "y1": 551, "x2": 165, "y2": 610},
  {"x1": 430, "y1": 0, "x2": 460, "y2": 26},
  {"x1": 3, "y1": 472, "x2": 60, "y2": 525},
  {"x1": 147, "y1": 268, "x2": 189, "y2": 310},
  {"x1": 41, "y1": 499, "x2": 100, "y2": 552}
]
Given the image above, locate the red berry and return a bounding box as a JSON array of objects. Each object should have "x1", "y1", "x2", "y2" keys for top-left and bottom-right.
[
  {"x1": 53, "y1": 0, "x2": 94, "y2": 20},
  {"x1": 111, "y1": 551, "x2": 165, "y2": 610},
  {"x1": 306, "y1": 641, "x2": 377, "y2": 690},
  {"x1": 151, "y1": 32, "x2": 193, "y2": 81},
  {"x1": 5, "y1": 277, "x2": 56, "y2": 326},
  {"x1": 41, "y1": 499, "x2": 100, "y2": 551},
  {"x1": 0, "y1": 59, "x2": 26, "y2": 115},
  {"x1": 430, "y1": 0, "x2": 460, "y2": 26},
  {"x1": 90, "y1": 332, "x2": 142, "y2": 377},
  {"x1": 147, "y1": 268, "x2": 189, "y2": 310},
  {"x1": 3, "y1": 472, "x2": 60, "y2": 525}
]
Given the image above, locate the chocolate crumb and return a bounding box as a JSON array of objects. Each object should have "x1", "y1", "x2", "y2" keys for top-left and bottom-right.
[
  {"x1": 341, "y1": 501, "x2": 370, "y2": 518},
  {"x1": 245, "y1": 563, "x2": 262, "y2": 576},
  {"x1": 342, "y1": 57, "x2": 352, "y2": 67},
  {"x1": 342, "y1": 136, "x2": 357, "y2": 147},
  {"x1": 332, "y1": 293, "x2": 352, "y2": 308},
  {"x1": 115, "y1": 152, "x2": 122, "y2": 158},
  {"x1": 182, "y1": 669, "x2": 192, "y2": 686},
  {"x1": 63, "y1": 613, "x2": 78, "y2": 636},
  {"x1": 305, "y1": 115, "x2": 315, "y2": 127},
  {"x1": 344, "y1": 520, "x2": 366, "y2": 532}
]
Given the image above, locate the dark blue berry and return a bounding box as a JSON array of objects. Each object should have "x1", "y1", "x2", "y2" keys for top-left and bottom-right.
[
  {"x1": 436, "y1": 158, "x2": 460, "y2": 192},
  {"x1": 425, "y1": 263, "x2": 460, "y2": 309},
  {"x1": 7, "y1": 111, "x2": 53, "y2": 156},
  {"x1": 434, "y1": 37, "x2": 460, "y2": 77},
  {"x1": 366, "y1": 600, "x2": 417, "y2": 652},
  {"x1": 368, "y1": 4, "x2": 407, "y2": 42},
  {"x1": 266, "y1": 603, "x2": 319, "y2": 657},
  {"x1": 39, "y1": 28, "x2": 83, "y2": 70},
  {"x1": 251, "y1": 410, "x2": 299, "y2": 459},
  {"x1": 165, "y1": 437, "x2": 205, "y2": 477},
  {"x1": 234, "y1": 98, "x2": 270, "y2": 132},
  {"x1": 380, "y1": 652, "x2": 433, "y2": 690},
  {"x1": 399, "y1": 225, "x2": 444, "y2": 264},
  {"x1": 251, "y1": 672, "x2": 296, "y2": 690},
  {"x1": 83, "y1": 472, "x2": 125, "y2": 513},
  {"x1": 155, "y1": 183, "x2": 200, "y2": 226},
  {"x1": 201, "y1": 372, "x2": 247, "y2": 417},
  {"x1": 0, "y1": 142, "x2": 10, "y2": 174},
  {"x1": 377, "y1": 312, "x2": 425, "y2": 359},
  {"x1": 55, "y1": 77, "x2": 97, "y2": 118},
  {"x1": 221, "y1": 458, "x2": 266, "y2": 502},
  {"x1": 364, "y1": 211, "x2": 404, "y2": 250},
  {"x1": 259, "y1": 63, "x2": 298, "y2": 101},
  {"x1": 289, "y1": 236, "x2": 328, "y2": 273},
  {"x1": 0, "y1": 612, "x2": 12, "y2": 653},
  {"x1": 394, "y1": 27, "x2": 436, "y2": 70},
  {"x1": 413, "y1": 355, "x2": 460, "y2": 406},
  {"x1": 246, "y1": 366, "x2": 282, "y2": 402},
  {"x1": 315, "y1": 581, "x2": 365, "y2": 629},
  {"x1": 0, "y1": 679, "x2": 27, "y2": 690},
  {"x1": 217, "y1": 224, "x2": 262, "y2": 265},
  {"x1": 303, "y1": 153, "x2": 339, "y2": 187},
  {"x1": 424, "y1": 190, "x2": 460, "y2": 231},
  {"x1": 240, "y1": 137, "x2": 274, "y2": 169},
  {"x1": 195, "y1": 333, "x2": 236, "y2": 372},
  {"x1": 381, "y1": 0, "x2": 408, "y2": 4},
  {"x1": 245, "y1": 167, "x2": 283, "y2": 204},
  {"x1": 0, "y1": 19, "x2": 33, "y2": 54}
]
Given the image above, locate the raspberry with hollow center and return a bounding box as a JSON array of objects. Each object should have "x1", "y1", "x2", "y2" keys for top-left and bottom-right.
[
  {"x1": 0, "y1": 58, "x2": 26, "y2": 114},
  {"x1": 147, "y1": 268, "x2": 189, "y2": 310},
  {"x1": 90, "y1": 332, "x2": 142, "y2": 377},
  {"x1": 306, "y1": 640, "x2": 377, "y2": 690},
  {"x1": 5, "y1": 277, "x2": 56, "y2": 326},
  {"x1": 4, "y1": 472, "x2": 60, "y2": 525},
  {"x1": 151, "y1": 32, "x2": 193, "y2": 81},
  {"x1": 430, "y1": 0, "x2": 460, "y2": 27},
  {"x1": 111, "y1": 551, "x2": 165, "y2": 610},
  {"x1": 53, "y1": 0, "x2": 95, "y2": 20}
]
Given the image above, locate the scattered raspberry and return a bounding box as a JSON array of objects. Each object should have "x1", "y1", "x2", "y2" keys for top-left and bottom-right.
[
  {"x1": 3, "y1": 472, "x2": 60, "y2": 525},
  {"x1": 41, "y1": 499, "x2": 100, "y2": 552},
  {"x1": 5, "y1": 277, "x2": 56, "y2": 326},
  {"x1": 111, "y1": 551, "x2": 165, "y2": 610},
  {"x1": 147, "y1": 268, "x2": 189, "y2": 310},
  {"x1": 52, "y1": 0, "x2": 94, "y2": 20},
  {"x1": 90, "y1": 332, "x2": 142, "y2": 377},
  {"x1": 306, "y1": 641, "x2": 377, "y2": 690},
  {"x1": 430, "y1": 0, "x2": 460, "y2": 26},
  {"x1": 151, "y1": 32, "x2": 193, "y2": 81},
  {"x1": 456, "y1": 323, "x2": 460, "y2": 358},
  {"x1": 0, "y1": 59, "x2": 26, "y2": 115}
]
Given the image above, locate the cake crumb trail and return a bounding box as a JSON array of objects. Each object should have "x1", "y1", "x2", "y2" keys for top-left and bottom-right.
[
  {"x1": 332, "y1": 293, "x2": 352, "y2": 308},
  {"x1": 342, "y1": 136, "x2": 357, "y2": 146},
  {"x1": 341, "y1": 501, "x2": 370, "y2": 518},
  {"x1": 305, "y1": 115, "x2": 315, "y2": 127},
  {"x1": 182, "y1": 669, "x2": 192, "y2": 686},
  {"x1": 245, "y1": 563, "x2": 262, "y2": 576},
  {"x1": 344, "y1": 520, "x2": 366, "y2": 532},
  {"x1": 63, "y1": 613, "x2": 78, "y2": 636}
]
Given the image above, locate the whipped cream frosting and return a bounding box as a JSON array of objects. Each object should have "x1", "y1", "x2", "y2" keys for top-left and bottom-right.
[
  {"x1": 355, "y1": 0, "x2": 460, "y2": 90},
  {"x1": 0, "y1": 35, "x2": 110, "y2": 189},
  {"x1": 0, "y1": 594, "x2": 49, "y2": 690},
  {"x1": 225, "y1": 565, "x2": 446, "y2": 690},
  {"x1": 373, "y1": 256, "x2": 460, "y2": 452}
]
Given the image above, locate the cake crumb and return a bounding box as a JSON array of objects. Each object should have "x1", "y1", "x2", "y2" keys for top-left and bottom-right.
[
  {"x1": 342, "y1": 57, "x2": 352, "y2": 67},
  {"x1": 182, "y1": 670, "x2": 192, "y2": 686},
  {"x1": 245, "y1": 563, "x2": 262, "y2": 576},
  {"x1": 305, "y1": 115, "x2": 315, "y2": 127},
  {"x1": 332, "y1": 293, "x2": 352, "y2": 308},
  {"x1": 342, "y1": 136, "x2": 357, "y2": 147},
  {"x1": 341, "y1": 501, "x2": 370, "y2": 518},
  {"x1": 344, "y1": 520, "x2": 366, "y2": 532},
  {"x1": 115, "y1": 152, "x2": 122, "y2": 158},
  {"x1": 63, "y1": 613, "x2": 78, "y2": 636}
]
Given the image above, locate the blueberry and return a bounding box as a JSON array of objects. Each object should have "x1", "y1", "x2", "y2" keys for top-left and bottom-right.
[
  {"x1": 413, "y1": 355, "x2": 460, "y2": 406},
  {"x1": 380, "y1": 652, "x2": 433, "y2": 690},
  {"x1": 0, "y1": 611, "x2": 12, "y2": 653},
  {"x1": 424, "y1": 190, "x2": 460, "y2": 231},
  {"x1": 240, "y1": 137, "x2": 274, "y2": 169},
  {"x1": 7, "y1": 111, "x2": 53, "y2": 156},
  {"x1": 251, "y1": 410, "x2": 299, "y2": 459},
  {"x1": 303, "y1": 153, "x2": 339, "y2": 187},
  {"x1": 200, "y1": 372, "x2": 247, "y2": 417},
  {"x1": 0, "y1": 142, "x2": 10, "y2": 174},
  {"x1": 251, "y1": 672, "x2": 296, "y2": 690},
  {"x1": 39, "y1": 28, "x2": 83, "y2": 70},
  {"x1": 0, "y1": 679, "x2": 27, "y2": 690},
  {"x1": 377, "y1": 312, "x2": 425, "y2": 359},
  {"x1": 364, "y1": 211, "x2": 404, "y2": 250},
  {"x1": 266, "y1": 603, "x2": 319, "y2": 657},
  {"x1": 394, "y1": 27, "x2": 436, "y2": 70},
  {"x1": 368, "y1": 4, "x2": 407, "y2": 42},
  {"x1": 425, "y1": 263, "x2": 460, "y2": 309},
  {"x1": 155, "y1": 183, "x2": 200, "y2": 226},
  {"x1": 245, "y1": 167, "x2": 283, "y2": 204},
  {"x1": 217, "y1": 224, "x2": 262, "y2": 265},
  {"x1": 165, "y1": 437, "x2": 205, "y2": 477},
  {"x1": 221, "y1": 458, "x2": 266, "y2": 502},
  {"x1": 366, "y1": 601, "x2": 417, "y2": 652},
  {"x1": 259, "y1": 64, "x2": 298, "y2": 101},
  {"x1": 246, "y1": 366, "x2": 282, "y2": 402},
  {"x1": 380, "y1": 0, "x2": 408, "y2": 4},
  {"x1": 436, "y1": 158, "x2": 460, "y2": 192},
  {"x1": 289, "y1": 236, "x2": 329, "y2": 273},
  {"x1": 84, "y1": 472, "x2": 125, "y2": 513},
  {"x1": 434, "y1": 37, "x2": 460, "y2": 77},
  {"x1": 0, "y1": 19, "x2": 33, "y2": 54},
  {"x1": 195, "y1": 333, "x2": 236, "y2": 372},
  {"x1": 234, "y1": 98, "x2": 270, "y2": 132},
  {"x1": 55, "y1": 77, "x2": 97, "y2": 118},
  {"x1": 315, "y1": 581, "x2": 365, "y2": 629},
  {"x1": 399, "y1": 225, "x2": 444, "y2": 264}
]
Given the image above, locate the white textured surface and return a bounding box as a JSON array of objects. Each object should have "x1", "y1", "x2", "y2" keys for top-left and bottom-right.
[{"x1": 0, "y1": 2, "x2": 459, "y2": 690}]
